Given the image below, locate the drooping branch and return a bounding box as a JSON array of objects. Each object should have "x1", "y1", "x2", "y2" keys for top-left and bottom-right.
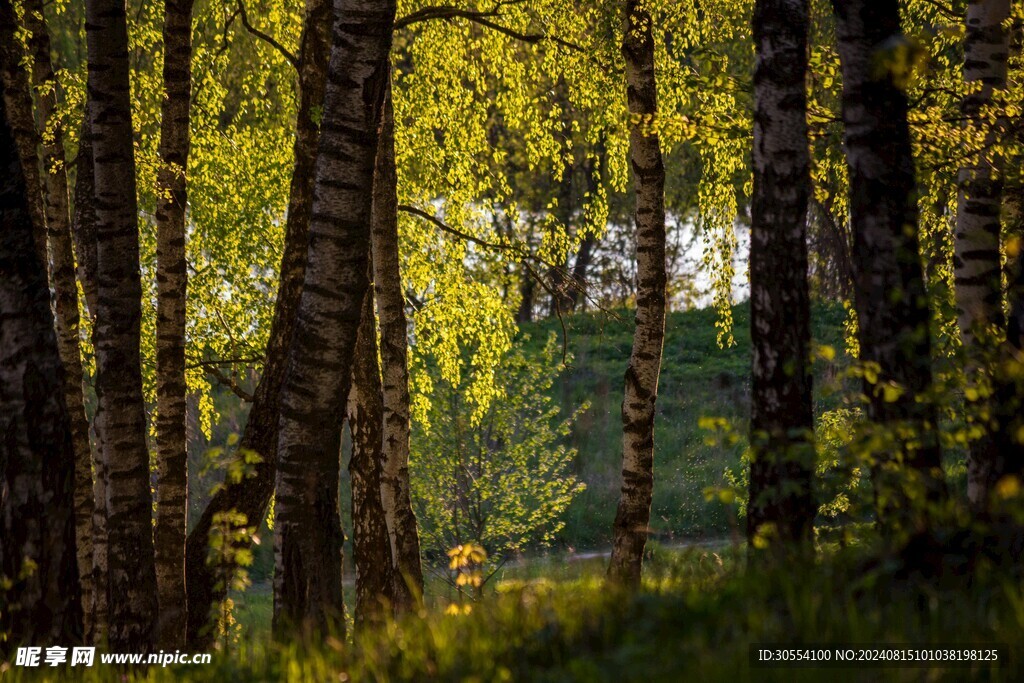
[
  {"x1": 397, "y1": 203, "x2": 617, "y2": 330},
  {"x1": 236, "y1": 0, "x2": 298, "y2": 68},
  {"x1": 394, "y1": 1, "x2": 587, "y2": 55}
]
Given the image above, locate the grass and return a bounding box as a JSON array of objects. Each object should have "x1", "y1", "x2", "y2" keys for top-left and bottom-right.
[
  {"x1": 11, "y1": 539, "x2": 1024, "y2": 682},
  {"x1": 519, "y1": 300, "x2": 849, "y2": 548}
]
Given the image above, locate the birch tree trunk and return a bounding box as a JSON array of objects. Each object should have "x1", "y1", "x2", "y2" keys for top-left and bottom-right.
[
  {"x1": 991, "y1": 239, "x2": 1024, "y2": 493},
  {"x1": 955, "y1": 0, "x2": 1012, "y2": 509},
  {"x1": 22, "y1": 0, "x2": 97, "y2": 634},
  {"x1": 0, "y1": 0, "x2": 47, "y2": 265},
  {"x1": 86, "y1": 0, "x2": 158, "y2": 649},
  {"x1": 747, "y1": 0, "x2": 816, "y2": 551},
  {"x1": 153, "y1": 0, "x2": 195, "y2": 648},
  {"x1": 348, "y1": 286, "x2": 395, "y2": 627},
  {"x1": 72, "y1": 113, "x2": 108, "y2": 643},
  {"x1": 0, "y1": 71, "x2": 83, "y2": 645},
  {"x1": 272, "y1": 0, "x2": 397, "y2": 637},
  {"x1": 183, "y1": 0, "x2": 330, "y2": 646},
  {"x1": 371, "y1": 78, "x2": 424, "y2": 611},
  {"x1": 607, "y1": 0, "x2": 667, "y2": 588},
  {"x1": 832, "y1": 0, "x2": 945, "y2": 529}
]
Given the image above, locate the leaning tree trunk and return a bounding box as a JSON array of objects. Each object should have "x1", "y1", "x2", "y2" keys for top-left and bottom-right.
[
  {"x1": 955, "y1": 0, "x2": 1012, "y2": 510},
  {"x1": 371, "y1": 77, "x2": 424, "y2": 611},
  {"x1": 153, "y1": 0, "x2": 195, "y2": 649},
  {"x1": 272, "y1": 0, "x2": 397, "y2": 637},
  {"x1": 832, "y1": 0, "x2": 945, "y2": 530},
  {"x1": 0, "y1": 0, "x2": 47, "y2": 265},
  {"x1": 86, "y1": 0, "x2": 159, "y2": 650},
  {"x1": 183, "y1": 0, "x2": 330, "y2": 646},
  {"x1": 746, "y1": 0, "x2": 816, "y2": 552},
  {"x1": 0, "y1": 69, "x2": 83, "y2": 646},
  {"x1": 607, "y1": 0, "x2": 668, "y2": 588},
  {"x1": 21, "y1": 0, "x2": 97, "y2": 635},
  {"x1": 348, "y1": 285, "x2": 396, "y2": 628}
]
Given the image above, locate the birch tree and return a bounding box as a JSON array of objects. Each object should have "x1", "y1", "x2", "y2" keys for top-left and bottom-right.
[
  {"x1": 183, "y1": 0, "x2": 331, "y2": 645},
  {"x1": 0, "y1": 61, "x2": 82, "y2": 645},
  {"x1": 153, "y1": 0, "x2": 196, "y2": 648},
  {"x1": 955, "y1": 0, "x2": 1012, "y2": 509},
  {"x1": 348, "y1": 286, "x2": 396, "y2": 627},
  {"x1": 19, "y1": 0, "x2": 97, "y2": 632},
  {"x1": 832, "y1": 0, "x2": 946, "y2": 528},
  {"x1": 86, "y1": 0, "x2": 159, "y2": 648},
  {"x1": 747, "y1": 0, "x2": 815, "y2": 551},
  {"x1": 272, "y1": 0, "x2": 397, "y2": 636},
  {"x1": 372, "y1": 77, "x2": 424, "y2": 610},
  {"x1": 608, "y1": 0, "x2": 668, "y2": 588}
]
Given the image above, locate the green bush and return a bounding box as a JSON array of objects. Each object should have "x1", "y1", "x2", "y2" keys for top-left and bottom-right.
[{"x1": 411, "y1": 333, "x2": 587, "y2": 567}]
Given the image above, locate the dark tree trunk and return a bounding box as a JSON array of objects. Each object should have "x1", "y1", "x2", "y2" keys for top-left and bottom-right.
[
  {"x1": 73, "y1": 118, "x2": 100, "y2": 317},
  {"x1": 516, "y1": 264, "x2": 535, "y2": 323},
  {"x1": 0, "y1": 66, "x2": 83, "y2": 646},
  {"x1": 0, "y1": 0, "x2": 47, "y2": 265},
  {"x1": 548, "y1": 159, "x2": 575, "y2": 316},
  {"x1": 272, "y1": 0, "x2": 397, "y2": 637},
  {"x1": 567, "y1": 147, "x2": 603, "y2": 312},
  {"x1": 989, "y1": 249, "x2": 1024, "y2": 495},
  {"x1": 746, "y1": 0, "x2": 816, "y2": 551},
  {"x1": 72, "y1": 110, "x2": 108, "y2": 643},
  {"x1": 955, "y1": 0, "x2": 1011, "y2": 510},
  {"x1": 183, "y1": 0, "x2": 331, "y2": 646},
  {"x1": 832, "y1": 0, "x2": 945, "y2": 529},
  {"x1": 569, "y1": 234, "x2": 596, "y2": 311},
  {"x1": 607, "y1": 0, "x2": 668, "y2": 588},
  {"x1": 153, "y1": 0, "x2": 195, "y2": 649},
  {"x1": 348, "y1": 285, "x2": 396, "y2": 628},
  {"x1": 85, "y1": 0, "x2": 158, "y2": 650},
  {"x1": 371, "y1": 79, "x2": 424, "y2": 611},
  {"x1": 21, "y1": 0, "x2": 97, "y2": 635}
]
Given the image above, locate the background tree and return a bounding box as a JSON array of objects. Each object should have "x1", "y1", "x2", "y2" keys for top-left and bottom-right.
[
  {"x1": 371, "y1": 80, "x2": 424, "y2": 611},
  {"x1": 831, "y1": 0, "x2": 946, "y2": 529},
  {"x1": 411, "y1": 335, "x2": 586, "y2": 572},
  {"x1": 348, "y1": 287, "x2": 395, "y2": 627},
  {"x1": 746, "y1": 0, "x2": 816, "y2": 551},
  {"x1": 154, "y1": 0, "x2": 196, "y2": 648}
]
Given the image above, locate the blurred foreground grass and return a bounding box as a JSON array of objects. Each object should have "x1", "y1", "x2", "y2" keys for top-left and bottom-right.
[{"x1": 7, "y1": 538, "x2": 1023, "y2": 682}]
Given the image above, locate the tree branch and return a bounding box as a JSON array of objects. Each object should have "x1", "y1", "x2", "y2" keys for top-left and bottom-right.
[
  {"x1": 394, "y1": 1, "x2": 586, "y2": 55},
  {"x1": 203, "y1": 364, "x2": 255, "y2": 403},
  {"x1": 237, "y1": 0, "x2": 299, "y2": 69},
  {"x1": 398, "y1": 203, "x2": 576, "y2": 362}
]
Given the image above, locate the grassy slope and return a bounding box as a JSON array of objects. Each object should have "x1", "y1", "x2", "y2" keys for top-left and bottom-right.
[{"x1": 519, "y1": 301, "x2": 848, "y2": 548}]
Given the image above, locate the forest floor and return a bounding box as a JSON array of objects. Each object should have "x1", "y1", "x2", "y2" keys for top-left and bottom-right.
[{"x1": 21, "y1": 539, "x2": 1013, "y2": 682}]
